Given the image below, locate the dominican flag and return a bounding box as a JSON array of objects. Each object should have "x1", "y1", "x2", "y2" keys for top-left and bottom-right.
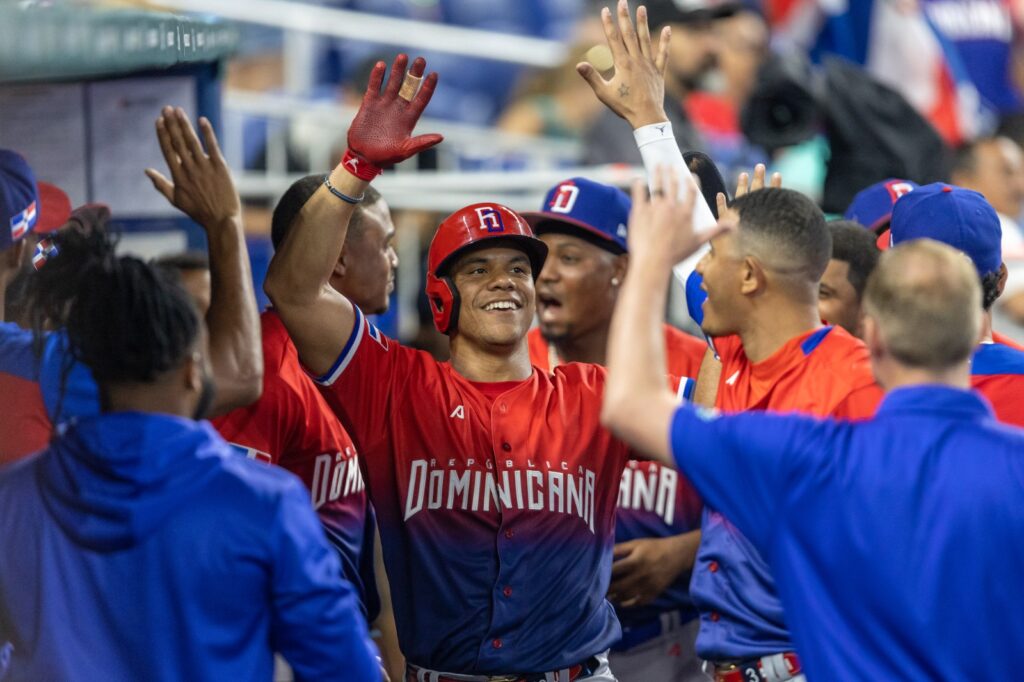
[
  {"x1": 32, "y1": 238, "x2": 58, "y2": 270},
  {"x1": 9, "y1": 200, "x2": 37, "y2": 241},
  {"x1": 768, "y1": 0, "x2": 982, "y2": 145}
]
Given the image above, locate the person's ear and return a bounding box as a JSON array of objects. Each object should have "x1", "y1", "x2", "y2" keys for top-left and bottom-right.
[
  {"x1": 611, "y1": 253, "x2": 629, "y2": 287},
  {"x1": 997, "y1": 262, "x2": 1009, "y2": 297},
  {"x1": 332, "y1": 244, "x2": 349, "y2": 279},
  {"x1": 740, "y1": 256, "x2": 765, "y2": 296},
  {"x1": 183, "y1": 351, "x2": 203, "y2": 393}
]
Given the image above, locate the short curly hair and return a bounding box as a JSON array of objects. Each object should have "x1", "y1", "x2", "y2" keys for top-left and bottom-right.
[{"x1": 981, "y1": 268, "x2": 1002, "y2": 311}]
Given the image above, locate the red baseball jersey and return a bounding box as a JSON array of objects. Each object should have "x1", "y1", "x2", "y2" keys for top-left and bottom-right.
[
  {"x1": 971, "y1": 341, "x2": 1024, "y2": 427},
  {"x1": 212, "y1": 310, "x2": 377, "y2": 618},
  {"x1": 692, "y1": 325, "x2": 883, "y2": 660},
  {"x1": 313, "y1": 306, "x2": 633, "y2": 675},
  {"x1": 528, "y1": 324, "x2": 705, "y2": 379},
  {"x1": 528, "y1": 325, "x2": 704, "y2": 629}
]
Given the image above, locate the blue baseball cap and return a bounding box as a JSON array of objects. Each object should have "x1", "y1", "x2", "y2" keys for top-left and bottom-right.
[
  {"x1": 879, "y1": 182, "x2": 1002, "y2": 276},
  {"x1": 0, "y1": 149, "x2": 71, "y2": 251},
  {"x1": 522, "y1": 177, "x2": 631, "y2": 254},
  {"x1": 844, "y1": 178, "x2": 919, "y2": 232}
]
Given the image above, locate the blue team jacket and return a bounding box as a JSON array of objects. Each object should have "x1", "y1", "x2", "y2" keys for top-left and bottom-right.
[
  {"x1": 670, "y1": 385, "x2": 1024, "y2": 680},
  {"x1": 0, "y1": 412, "x2": 380, "y2": 682}
]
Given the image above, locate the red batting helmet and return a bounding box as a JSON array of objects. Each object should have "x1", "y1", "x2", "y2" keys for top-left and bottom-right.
[{"x1": 425, "y1": 203, "x2": 548, "y2": 335}]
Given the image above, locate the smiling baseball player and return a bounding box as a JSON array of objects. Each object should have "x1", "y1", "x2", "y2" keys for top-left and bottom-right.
[{"x1": 263, "y1": 41, "x2": 719, "y2": 677}]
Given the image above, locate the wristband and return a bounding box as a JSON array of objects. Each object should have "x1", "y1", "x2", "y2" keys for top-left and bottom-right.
[
  {"x1": 633, "y1": 121, "x2": 717, "y2": 287},
  {"x1": 323, "y1": 174, "x2": 364, "y2": 204},
  {"x1": 633, "y1": 121, "x2": 717, "y2": 232},
  {"x1": 341, "y1": 149, "x2": 382, "y2": 181}
]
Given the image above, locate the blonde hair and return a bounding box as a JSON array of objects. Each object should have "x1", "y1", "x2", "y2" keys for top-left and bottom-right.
[{"x1": 863, "y1": 239, "x2": 981, "y2": 369}]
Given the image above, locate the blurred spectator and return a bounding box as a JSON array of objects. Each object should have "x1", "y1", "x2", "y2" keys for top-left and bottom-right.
[
  {"x1": 921, "y1": 0, "x2": 1024, "y2": 117},
  {"x1": 685, "y1": 6, "x2": 770, "y2": 172},
  {"x1": 951, "y1": 135, "x2": 1024, "y2": 333},
  {"x1": 497, "y1": 44, "x2": 607, "y2": 139},
  {"x1": 582, "y1": 1, "x2": 741, "y2": 164},
  {"x1": 769, "y1": 0, "x2": 983, "y2": 145}
]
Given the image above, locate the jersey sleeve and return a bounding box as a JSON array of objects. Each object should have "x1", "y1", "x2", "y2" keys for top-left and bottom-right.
[
  {"x1": 669, "y1": 404, "x2": 827, "y2": 557},
  {"x1": 269, "y1": 476, "x2": 381, "y2": 682},
  {"x1": 212, "y1": 366, "x2": 299, "y2": 464},
  {"x1": 308, "y1": 305, "x2": 407, "y2": 450},
  {"x1": 832, "y1": 382, "x2": 884, "y2": 420}
]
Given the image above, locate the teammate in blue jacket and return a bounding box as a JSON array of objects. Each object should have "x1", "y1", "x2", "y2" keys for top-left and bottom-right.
[
  {"x1": 0, "y1": 234, "x2": 380, "y2": 681},
  {"x1": 602, "y1": 170, "x2": 1024, "y2": 681}
]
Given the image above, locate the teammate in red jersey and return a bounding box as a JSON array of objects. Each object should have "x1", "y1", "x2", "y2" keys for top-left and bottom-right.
[
  {"x1": 522, "y1": 176, "x2": 705, "y2": 681},
  {"x1": 264, "y1": 42, "x2": 690, "y2": 677},
  {"x1": 525, "y1": 176, "x2": 704, "y2": 378},
  {"x1": 576, "y1": 5, "x2": 883, "y2": 678},
  {"x1": 157, "y1": 180, "x2": 401, "y2": 673},
  {"x1": 878, "y1": 182, "x2": 1024, "y2": 426}
]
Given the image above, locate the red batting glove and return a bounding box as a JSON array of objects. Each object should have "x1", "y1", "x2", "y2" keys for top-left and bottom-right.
[{"x1": 343, "y1": 53, "x2": 442, "y2": 180}]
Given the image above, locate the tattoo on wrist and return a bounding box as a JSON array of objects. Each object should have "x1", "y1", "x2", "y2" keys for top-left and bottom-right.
[{"x1": 618, "y1": 84, "x2": 630, "y2": 97}]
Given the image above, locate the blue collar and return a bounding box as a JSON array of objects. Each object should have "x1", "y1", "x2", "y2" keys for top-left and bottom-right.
[{"x1": 876, "y1": 385, "x2": 994, "y2": 420}]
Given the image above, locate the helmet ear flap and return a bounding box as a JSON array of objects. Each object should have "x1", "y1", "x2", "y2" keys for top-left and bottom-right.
[{"x1": 426, "y1": 273, "x2": 461, "y2": 335}]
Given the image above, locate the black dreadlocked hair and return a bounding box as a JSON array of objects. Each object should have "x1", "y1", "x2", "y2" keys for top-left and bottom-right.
[{"x1": 25, "y1": 227, "x2": 200, "y2": 386}]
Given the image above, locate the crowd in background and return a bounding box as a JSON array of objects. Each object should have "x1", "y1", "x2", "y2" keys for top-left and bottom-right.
[{"x1": 219, "y1": 0, "x2": 1024, "y2": 346}]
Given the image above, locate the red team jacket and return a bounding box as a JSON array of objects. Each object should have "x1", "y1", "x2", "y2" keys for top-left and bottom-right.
[
  {"x1": 692, "y1": 326, "x2": 884, "y2": 660},
  {"x1": 313, "y1": 306, "x2": 639, "y2": 674},
  {"x1": 212, "y1": 310, "x2": 378, "y2": 618},
  {"x1": 528, "y1": 325, "x2": 705, "y2": 632}
]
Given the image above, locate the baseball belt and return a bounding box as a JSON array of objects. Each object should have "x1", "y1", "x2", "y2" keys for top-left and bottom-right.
[
  {"x1": 713, "y1": 652, "x2": 802, "y2": 682},
  {"x1": 406, "y1": 656, "x2": 600, "y2": 682}
]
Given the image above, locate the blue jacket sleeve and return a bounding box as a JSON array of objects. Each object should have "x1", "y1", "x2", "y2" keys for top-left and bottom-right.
[
  {"x1": 670, "y1": 404, "x2": 827, "y2": 557},
  {"x1": 270, "y1": 477, "x2": 381, "y2": 682}
]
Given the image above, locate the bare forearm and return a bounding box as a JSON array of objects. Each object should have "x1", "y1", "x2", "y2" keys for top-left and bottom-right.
[
  {"x1": 265, "y1": 168, "x2": 366, "y2": 307},
  {"x1": 603, "y1": 255, "x2": 677, "y2": 462},
  {"x1": 692, "y1": 347, "x2": 721, "y2": 407},
  {"x1": 206, "y1": 216, "x2": 263, "y2": 413},
  {"x1": 670, "y1": 528, "x2": 701, "y2": 573}
]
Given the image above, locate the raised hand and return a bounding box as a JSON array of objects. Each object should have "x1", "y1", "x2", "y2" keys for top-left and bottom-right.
[
  {"x1": 577, "y1": 0, "x2": 671, "y2": 128},
  {"x1": 345, "y1": 53, "x2": 442, "y2": 176},
  {"x1": 629, "y1": 166, "x2": 732, "y2": 270},
  {"x1": 715, "y1": 163, "x2": 782, "y2": 217},
  {"x1": 146, "y1": 107, "x2": 240, "y2": 230}
]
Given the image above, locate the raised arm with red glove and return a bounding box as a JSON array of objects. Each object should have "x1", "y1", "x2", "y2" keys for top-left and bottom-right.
[{"x1": 265, "y1": 54, "x2": 441, "y2": 376}]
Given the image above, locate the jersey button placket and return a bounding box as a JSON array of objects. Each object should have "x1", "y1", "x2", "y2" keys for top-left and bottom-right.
[
  {"x1": 492, "y1": 638, "x2": 503, "y2": 649},
  {"x1": 502, "y1": 586, "x2": 513, "y2": 598}
]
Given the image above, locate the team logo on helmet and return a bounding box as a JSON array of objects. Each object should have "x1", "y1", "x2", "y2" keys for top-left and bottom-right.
[
  {"x1": 549, "y1": 183, "x2": 580, "y2": 214},
  {"x1": 475, "y1": 206, "x2": 505, "y2": 233}
]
